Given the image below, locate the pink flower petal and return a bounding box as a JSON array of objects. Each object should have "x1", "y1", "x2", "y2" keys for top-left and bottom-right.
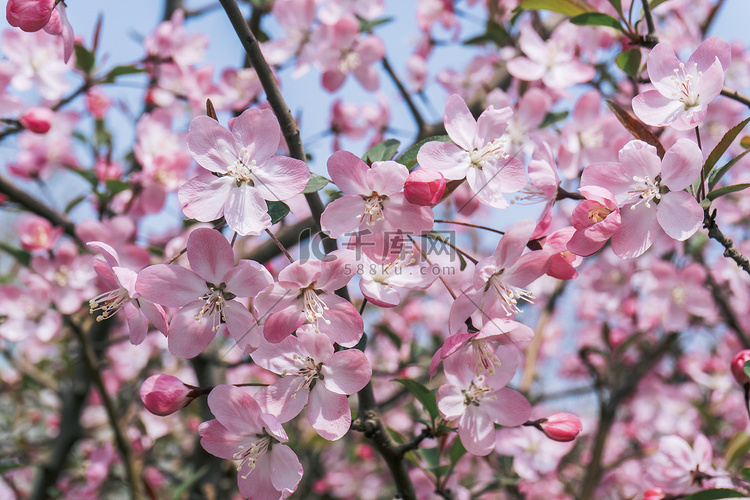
[
  {"x1": 660, "y1": 138, "x2": 703, "y2": 190},
  {"x1": 224, "y1": 184, "x2": 272, "y2": 236},
  {"x1": 327, "y1": 150, "x2": 370, "y2": 195},
  {"x1": 186, "y1": 228, "x2": 234, "y2": 285},
  {"x1": 307, "y1": 387, "x2": 351, "y2": 440},
  {"x1": 178, "y1": 172, "x2": 233, "y2": 222},
  {"x1": 187, "y1": 116, "x2": 238, "y2": 174},
  {"x1": 168, "y1": 301, "x2": 219, "y2": 358},
  {"x1": 611, "y1": 201, "x2": 659, "y2": 258},
  {"x1": 458, "y1": 406, "x2": 495, "y2": 456},
  {"x1": 230, "y1": 108, "x2": 280, "y2": 162},
  {"x1": 322, "y1": 349, "x2": 371, "y2": 394},
  {"x1": 136, "y1": 264, "x2": 205, "y2": 307},
  {"x1": 320, "y1": 195, "x2": 368, "y2": 238},
  {"x1": 656, "y1": 191, "x2": 702, "y2": 241},
  {"x1": 253, "y1": 156, "x2": 310, "y2": 201},
  {"x1": 482, "y1": 387, "x2": 531, "y2": 426},
  {"x1": 443, "y1": 94, "x2": 477, "y2": 152},
  {"x1": 416, "y1": 141, "x2": 471, "y2": 180}
]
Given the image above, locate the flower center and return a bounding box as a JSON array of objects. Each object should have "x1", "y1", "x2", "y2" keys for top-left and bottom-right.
[
  {"x1": 462, "y1": 377, "x2": 495, "y2": 406},
  {"x1": 339, "y1": 49, "x2": 361, "y2": 72},
  {"x1": 588, "y1": 203, "x2": 613, "y2": 223},
  {"x1": 470, "y1": 138, "x2": 509, "y2": 169},
  {"x1": 671, "y1": 62, "x2": 702, "y2": 110},
  {"x1": 89, "y1": 287, "x2": 131, "y2": 322},
  {"x1": 358, "y1": 192, "x2": 387, "y2": 226},
  {"x1": 302, "y1": 286, "x2": 331, "y2": 330},
  {"x1": 671, "y1": 285, "x2": 687, "y2": 306},
  {"x1": 233, "y1": 434, "x2": 275, "y2": 480},
  {"x1": 470, "y1": 338, "x2": 502, "y2": 375},
  {"x1": 227, "y1": 147, "x2": 257, "y2": 187},
  {"x1": 288, "y1": 354, "x2": 323, "y2": 396},
  {"x1": 486, "y1": 271, "x2": 535, "y2": 316},
  {"x1": 196, "y1": 282, "x2": 235, "y2": 332},
  {"x1": 627, "y1": 175, "x2": 668, "y2": 209}
]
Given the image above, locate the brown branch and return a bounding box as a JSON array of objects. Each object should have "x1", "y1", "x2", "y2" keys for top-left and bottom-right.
[
  {"x1": 704, "y1": 209, "x2": 750, "y2": 276},
  {"x1": 640, "y1": 0, "x2": 658, "y2": 47},
  {"x1": 382, "y1": 56, "x2": 425, "y2": 136},
  {"x1": 722, "y1": 88, "x2": 750, "y2": 109}
]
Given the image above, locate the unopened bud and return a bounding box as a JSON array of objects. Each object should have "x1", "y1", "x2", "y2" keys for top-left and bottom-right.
[
  {"x1": 539, "y1": 413, "x2": 582, "y2": 442},
  {"x1": 404, "y1": 168, "x2": 446, "y2": 206},
  {"x1": 642, "y1": 488, "x2": 665, "y2": 500},
  {"x1": 731, "y1": 350, "x2": 750, "y2": 385},
  {"x1": 6, "y1": 0, "x2": 56, "y2": 32},
  {"x1": 140, "y1": 374, "x2": 192, "y2": 416},
  {"x1": 20, "y1": 107, "x2": 54, "y2": 134}
]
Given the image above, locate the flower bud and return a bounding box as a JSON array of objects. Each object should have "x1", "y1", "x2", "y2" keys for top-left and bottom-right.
[
  {"x1": 20, "y1": 107, "x2": 54, "y2": 134},
  {"x1": 539, "y1": 413, "x2": 582, "y2": 442},
  {"x1": 17, "y1": 214, "x2": 62, "y2": 251},
  {"x1": 731, "y1": 350, "x2": 750, "y2": 385},
  {"x1": 6, "y1": 0, "x2": 56, "y2": 32},
  {"x1": 404, "y1": 168, "x2": 446, "y2": 206},
  {"x1": 642, "y1": 488, "x2": 665, "y2": 500},
  {"x1": 140, "y1": 374, "x2": 192, "y2": 416}
]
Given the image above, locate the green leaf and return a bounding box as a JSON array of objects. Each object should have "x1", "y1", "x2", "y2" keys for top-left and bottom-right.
[
  {"x1": 64, "y1": 194, "x2": 88, "y2": 214},
  {"x1": 706, "y1": 183, "x2": 750, "y2": 201},
  {"x1": 699, "y1": 198, "x2": 711, "y2": 209},
  {"x1": 105, "y1": 179, "x2": 131, "y2": 196},
  {"x1": 606, "y1": 100, "x2": 665, "y2": 157},
  {"x1": 421, "y1": 447, "x2": 441, "y2": 470},
  {"x1": 724, "y1": 431, "x2": 750, "y2": 466},
  {"x1": 396, "y1": 135, "x2": 451, "y2": 171},
  {"x1": 708, "y1": 149, "x2": 750, "y2": 191},
  {"x1": 359, "y1": 16, "x2": 393, "y2": 32},
  {"x1": 741, "y1": 467, "x2": 750, "y2": 482},
  {"x1": 516, "y1": 0, "x2": 594, "y2": 16},
  {"x1": 74, "y1": 44, "x2": 95, "y2": 74},
  {"x1": 102, "y1": 65, "x2": 146, "y2": 83},
  {"x1": 377, "y1": 323, "x2": 403, "y2": 349},
  {"x1": 608, "y1": 0, "x2": 623, "y2": 16},
  {"x1": 68, "y1": 167, "x2": 99, "y2": 188},
  {"x1": 363, "y1": 139, "x2": 401, "y2": 164},
  {"x1": 683, "y1": 489, "x2": 748, "y2": 500},
  {"x1": 570, "y1": 12, "x2": 624, "y2": 31},
  {"x1": 616, "y1": 48, "x2": 642, "y2": 76},
  {"x1": 539, "y1": 110, "x2": 569, "y2": 129},
  {"x1": 0, "y1": 242, "x2": 31, "y2": 267},
  {"x1": 302, "y1": 173, "x2": 328, "y2": 194},
  {"x1": 463, "y1": 20, "x2": 510, "y2": 46},
  {"x1": 449, "y1": 437, "x2": 466, "y2": 466},
  {"x1": 172, "y1": 466, "x2": 209, "y2": 500},
  {"x1": 744, "y1": 361, "x2": 750, "y2": 379},
  {"x1": 702, "y1": 117, "x2": 750, "y2": 180},
  {"x1": 266, "y1": 200, "x2": 290, "y2": 224},
  {"x1": 394, "y1": 379, "x2": 439, "y2": 421}
]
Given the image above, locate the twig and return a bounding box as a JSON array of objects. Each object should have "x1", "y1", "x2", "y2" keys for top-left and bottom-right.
[
  {"x1": 434, "y1": 219, "x2": 505, "y2": 235},
  {"x1": 722, "y1": 88, "x2": 750, "y2": 109},
  {"x1": 265, "y1": 228, "x2": 294, "y2": 263},
  {"x1": 66, "y1": 317, "x2": 144, "y2": 500},
  {"x1": 381, "y1": 56, "x2": 425, "y2": 136},
  {"x1": 704, "y1": 209, "x2": 750, "y2": 276},
  {"x1": 640, "y1": 0, "x2": 658, "y2": 47}
]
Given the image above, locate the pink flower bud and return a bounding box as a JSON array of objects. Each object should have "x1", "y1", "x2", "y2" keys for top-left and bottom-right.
[
  {"x1": 6, "y1": 0, "x2": 56, "y2": 32},
  {"x1": 19, "y1": 107, "x2": 54, "y2": 134},
  {"x1": 404, "y1": 168, "x2": 446, "y2": 206},
  {"x1": 731, "y1": 350, "x2": 750, "y2": 385},
  {"x1": 85, "y1": 89, "x2": 112, "y2": 120},
  {"x1": 17, "y1": 214, "x2": 62, "y2": 251},
  {"x1": 642, "y1": 488, "x2": 665, "y2": 500},
  {"x1": 540, "y1": 413, "x2": 582, "y2": 442},
  {"x1": 140, "y1": 374, "x2": 192, "y2": 416}
]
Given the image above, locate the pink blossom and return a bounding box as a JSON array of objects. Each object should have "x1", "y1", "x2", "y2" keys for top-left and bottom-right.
[
  {"x1": 254, "y1": 250, "x2": 364, "y2": 347},
  {"x1": 19, "y1": 107, "x2": 54, "y2": 133},
  {"x1": 0, "y1": 276, "x2": 60, "y2": 342},
  {"x1": 541, "y1": 227, "x2": 582, "y2": 280},
  {"x1": 538, "y1": 413, "x2": 583, "y2": 442},
  {"x1": 417, "y1": 94, "x2": 526, "y2": 209},
  {"x1": 568, "y1": 186, "x2": 621, "y2": 257},
  {"x1": 404, "y1": 168, "x2": 446, "y2": 206},
  {"x1": 633, "y1": 37, "x2": 731, "y2": 130},
  {"x1": 320, "y1": 151, "x2": 433, "y2": 262},
  {"x1": 85, "y1": 89, "x2": 111, "y2": 120},
  {"x1": 437, "y1": 348, "x2": 530, "y2": 456},
  {"x1": 179, "y1": 108, "x2": 310, "y2": 236},
  {"x1": 253, "y1": 327, "x2": 371, "y2": 440},
  {"x1": 581, "y1": 139, "x2": 704, "y2": 259},
  {"x1": 88, "y1": 241, "x2": 168, "y2": 345},
  {"x1": 356, "y1": 253, "x2": 439, "y2": 308},
  {"x1": 506, "y1": 23, "x2": 595, "y2": 89},
  {"x1": 199, "y1": 385, "x2": 303, "y2": 499},
  {"x1": 6, "y1": 0, "x2": 56, "y2": 32},
  {"x1": 646, "y1": 434, "x2": 716, "y2": 494},
  {"x1": 140, "y1": 374, "x2": 193, "y2": 416},
  {"x1": 731, "y1": 350, "x2": 750, "y2": 385},
  {"x1": 2, "y1": 29, "x2": 71, "y2": 101},
  {"x1": 31, "y1": 240, "x2": 95, "y2": 314},
  {"x1": 16, "y1": 213, "x2": 61, "y2": 251},
  {"x1": 136, "y1": 228, "x2": 272, "y2": 357}
]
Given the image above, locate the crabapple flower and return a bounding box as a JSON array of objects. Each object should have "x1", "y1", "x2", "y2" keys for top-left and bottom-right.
[
  {"x1": 20, "y1": 107, "x2": 54, "y2": 134},
  {"x1": 633, "y1": 37, "x2": 731, "y2": 130},
  {"x1": 254, "y1": 250, "x2": 364, "y2": 347},
  {"x1": 581, "y1": 139, "x2": 703, "y2": 259},
  {"x1": 140, "y1": 374, "x2": 193, "y2": 416},
  {"x1": 538, "y1": 413, "x2": 583, "y2": 442},
  {"x1": 320, "y1": 151, "x2": 433, "y2": 262},
  {"x1": 453, "y1": 219, "x2": 550, "y2": 319},
  {"x1": 253, "y1": 327, "x2": 371, "y2": 440},
  {"x1": 356, "y1": 252, "x2": 439, "y2": 308},
  {"x1": 17, "y1": 213, "x2": 62, "y2": 251},
  {"x1": 437, "y1": 347, "x2": 530, "y2": 456},
  {"x1": 567, "y1": 186, "x2": 621, "y2": 257},
  {"x1": 199, "y1": 385, "x2": 303, "y2": 499},
  {"x1": 6, "y1": 0, "x2": 74, "y2": 62},
  {"x1": 136, "y1": 228, "x2": 273, "y2": 358},
  {"x1": 179, "y1": 108, "x2": 310, "y2": 236},
  {"x1": 88, "y1": 242, "x2": 168, "y2": 345},
  {"x1": 646, "y1": 434, "x2": 716, "y2": 494},
  {"x1": 731, "y1": 350, "x2": 750, "y2": 385},
  {"x1": 417, "y1": 94, "x2": 526, "y2": 209}
]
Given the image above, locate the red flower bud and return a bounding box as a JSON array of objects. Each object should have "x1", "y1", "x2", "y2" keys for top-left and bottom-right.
[
  {"x1": 404, "y1": 168, "x2": 446, "y2": 206},
  {"x1": 642, "y1": 488, "x2": 665, "y2": 500},
  {"x1": 140, "y1": 374, "x2": 192, "y2": 416},
  {"x1": 20, "y1": 107, "x2": 54, "y2": 134},
  {"x1": 731, "y1": 350, "x2": 750, "y2": 385},
  {"x1": 540, "y1": 413, "x2": 582, "y2": 442},
  {"x1": 6, "y1": 0, "x2": 56, "y2": 32}
]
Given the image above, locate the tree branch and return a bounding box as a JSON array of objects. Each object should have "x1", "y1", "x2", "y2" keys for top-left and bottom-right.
[
  {"x1": 382, "y1": 56, "x2": 425, "y2": 136},
  {"x1": 704, "y1": 209, "x2": 750, "y2": 276}
]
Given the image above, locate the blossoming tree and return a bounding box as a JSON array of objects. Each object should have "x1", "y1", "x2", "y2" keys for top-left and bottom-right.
[{"x1": 3, "y1": 0, "x2": 750, "y2": 499}]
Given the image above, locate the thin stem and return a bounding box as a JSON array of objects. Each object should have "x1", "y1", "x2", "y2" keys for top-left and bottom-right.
[
  {"x1": 359, "y1": 298, "x2": 368, "y2": 315},
  {"x1": 419, "y1": 233, "x2": 478, "y2": 264},
  {"x1": 704, "y1": 209, "x2": 750, "y2": 276},
  {"x1": 722, "y1": 88, "x2": 750, "y2": 108},
  {"x1": 165, "y1": 247, "x2": 187, "y2": 265},
  {"x1": 640, "y1": 0, "x2": 658, "y2": 47},
  {"x1": 381, "y1": 56, "x2": 425, "y2": 136},
  {"x1": 695, "y1": 127, "x2": 705, "y2": 200},
  {"x1": 434, "y1": 219, "x2": 505, "y2": 235},
  {"x1": 265, "y1": 228, "x2": 294, "y2": 263},
  {"x1": 409, "y1": 236, "x2": 456, "y2": 299}
]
